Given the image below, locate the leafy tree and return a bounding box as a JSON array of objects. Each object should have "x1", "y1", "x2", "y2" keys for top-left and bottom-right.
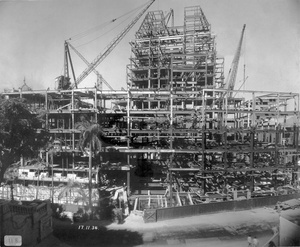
[
  {"x1": 3, "y1": 161, "x2": 20, "y2": 200},
  {"x1": 0, "y1": 98, "x2": 48, "y2": 183},
  {"x1": 75, "y1": 115, "x2": 104, "y2": 213}
]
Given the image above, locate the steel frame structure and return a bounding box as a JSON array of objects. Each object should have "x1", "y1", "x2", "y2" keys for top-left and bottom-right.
[{"x1": 2, "y1": 6, "x2": 300, "y2": 207}]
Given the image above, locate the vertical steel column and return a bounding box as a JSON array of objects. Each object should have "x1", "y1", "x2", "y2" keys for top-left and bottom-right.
[
  {"x1": 94, "y1": 88, "x2": 97, "y2": 123},
  {"x1": 252, "y1": 92, "x2": 256, "y2": 127},
  {"x1": 251, "y1": 91, "x2": 256, "y2": 192},
  {"x1": 71, "y1": 89, "x2": 75, "y2": 170},
  {"x1": 201, "y1": 90, "x2": 206, "y2": 193},
  {"x1": 127, "y1": 88, "x2": 131, "y2": 196},
  {"x1": 45, "y1": 91, "x2": 48, "y2": 129},
  {"x1": 250, "y1": 127, "x2": 254, "y2": 192},
  {"x1": 169, "y1": 55, "x2": 174, "y2": 206},
  {"x1": 170, "y1": 55, "x2": 174, "y2": 149},
  {"x1": 169, "y1": 152, "x2": 174, "y2": 207},
  {"x1": 201, "y1": 125, "x2": 206, "y2": 194},
  {"x1": 205, "y1": 54, "x2": 208, "y2": 88},
  {"x1": 225, "y1": 92, "x2": 228, "y2": 126},
  {"x1": 224, "y1": 129, "x2": 228, "y2": 169}
]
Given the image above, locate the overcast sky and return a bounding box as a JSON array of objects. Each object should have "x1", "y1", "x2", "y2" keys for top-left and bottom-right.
[{"x1": 0, "y1": 0, "x2": 299, "y2": 94}]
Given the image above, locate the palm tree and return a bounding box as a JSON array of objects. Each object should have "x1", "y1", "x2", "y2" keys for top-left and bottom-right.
[
  {"x1": 58, "y1": 180, "x2": 89, "y2": 205},
  {"x1": 46, "y1": 141, "x2": 59, "y2": 203},
  {"x1": 75, "y1": 116, "x2": 104, "y2": 213}
]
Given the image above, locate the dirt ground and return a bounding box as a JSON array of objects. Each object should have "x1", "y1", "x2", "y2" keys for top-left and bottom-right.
[{"x1": 37, "y1": 206, "x2": 300, "y2": 247}]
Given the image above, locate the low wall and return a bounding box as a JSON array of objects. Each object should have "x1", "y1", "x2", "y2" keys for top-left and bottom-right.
[
  {"x1": 0, "y1": 200, "x2": 53, "y2": 246},
  {"x1": 144, "y1": 193, "x2": 300, "y2": 222}
]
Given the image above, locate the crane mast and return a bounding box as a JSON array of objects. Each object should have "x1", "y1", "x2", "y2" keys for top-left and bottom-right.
[
  {"x1": 225, "y1": 24, "x2": 246, "y2": 98},
  {"x1": 70, "y1": 0, "x2": 155, "y2": 89}
]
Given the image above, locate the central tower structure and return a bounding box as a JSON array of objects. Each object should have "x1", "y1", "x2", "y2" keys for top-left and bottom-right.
[{"x1": 128, "y1": 6, "x2": 224, "y2": 99}]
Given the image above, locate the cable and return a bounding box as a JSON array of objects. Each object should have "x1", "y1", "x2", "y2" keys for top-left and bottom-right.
[
  {"x1": 74, "y1": 5, "x2": 144, "y2": 48},
  {"x1": 75, "y1": 13, "x2": 134, "y2": 48},
  {"x1": 243, "y1": 26, "x2": 246, "y2": 91},
  {"x1": 114, "y1": 1, "x2": 147, "y2": 20},
  {"x1": 69, "y1": 20, "x2": 113, "y2": 42},
  {"x1": 68, "y1": 1, "x2": 148, "y2": 43}
]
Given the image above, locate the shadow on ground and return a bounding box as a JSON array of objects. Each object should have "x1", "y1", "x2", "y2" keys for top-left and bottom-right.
[{"x1": 52, "y1": 218, "x2": 143, "y2": 247}]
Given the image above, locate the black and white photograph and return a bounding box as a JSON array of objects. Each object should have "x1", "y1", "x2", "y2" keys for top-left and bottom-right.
[{"x1": 0, "y1": 0, "x2": 300, "y2": 246}]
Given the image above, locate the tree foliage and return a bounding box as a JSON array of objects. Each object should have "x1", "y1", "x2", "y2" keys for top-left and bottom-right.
[
  {"x1": 58, "y1": 180, "x2": 89, "y2": 204},
  {"x1": 75, "y1": 114, "x2": 104, "y2": 211},
  {"x1": 0, "y1": 97, "x2": 49, "y2": 182},
  {"x1": 75, "y1": 115, "x2": 105, "y2": 156}
]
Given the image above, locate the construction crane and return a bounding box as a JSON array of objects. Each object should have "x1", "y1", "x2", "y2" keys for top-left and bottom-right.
[
  {"x1": 56, "y1": 42, "x2": 76, "y2": 90},
  {"x1": 164, "y1": 9, "x2": 174, "y2": 28},
  {"x1": 224, "y1": 24, "x2": 246, "y2": 98},
  {"x1": 69, "y1": 0, "x2": 155, "y2": 89},
  {"x1": 66, "y1": 41, "x2": 115, "y2": 91}
]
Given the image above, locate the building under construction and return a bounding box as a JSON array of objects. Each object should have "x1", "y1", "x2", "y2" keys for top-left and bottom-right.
[{"x1": 1, "y1": 3, "x2": 300, "y2": 210}]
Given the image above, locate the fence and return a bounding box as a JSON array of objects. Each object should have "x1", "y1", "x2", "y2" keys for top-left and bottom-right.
[
  {"x1": 144, "y1": 193, "x2": 300, "y2": 222},
  {"x1": 0, "y1": 185, "x2": 97, "y2": 206}
]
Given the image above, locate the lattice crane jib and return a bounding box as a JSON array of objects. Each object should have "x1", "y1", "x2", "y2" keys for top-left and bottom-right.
[
  {"x1": 225, "y1": 24, "x2": 246, "y2": 97},
  {"x1": 69, "y1": 0, "x2": 155, "y2": 89},
  {"x1": 67, "y1": 41, "x2": 115, "y2": 91}
]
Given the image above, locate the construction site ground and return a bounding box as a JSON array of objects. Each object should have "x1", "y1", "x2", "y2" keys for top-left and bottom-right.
[{"x1": 36, "y1": 206, "x2": 300, "y2": 247}]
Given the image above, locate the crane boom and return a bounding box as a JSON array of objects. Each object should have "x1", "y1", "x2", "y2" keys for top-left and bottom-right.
[
  {"x1": 98, "y1": 74, "x2": 114, "y2": 91},
  {"x1": 225, "y1": 24, "x2": 246, "y2": 97},
  {"x1": 67, "y1": 41, "x2": 115, "y2": 91},
  {"x1": 71, "y1": 0, "x2": 155, "y2": 88}
]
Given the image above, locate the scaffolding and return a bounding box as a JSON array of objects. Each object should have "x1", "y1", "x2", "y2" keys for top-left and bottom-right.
[
  {"x1": 2, "y1": 6, "x2": 300, "y2": 207},
  {"x1": 126, "y1": 6, "x2": 300, "y2": 205}
]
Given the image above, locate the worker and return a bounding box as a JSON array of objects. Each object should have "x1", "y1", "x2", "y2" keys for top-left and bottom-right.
[
  {"x1": 247, "y1": 234, "x2": 252, "y2": 246},
  {"x1": 253, "y1": 236, "x2": 259, "y2": 247}
]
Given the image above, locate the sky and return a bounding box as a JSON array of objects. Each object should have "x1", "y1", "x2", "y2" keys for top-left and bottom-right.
[{"x1": 0, "y1": 0, "x2": 299, "y2": 95}]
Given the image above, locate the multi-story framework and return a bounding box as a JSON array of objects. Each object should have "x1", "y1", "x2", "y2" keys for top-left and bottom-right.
[
  {"x1": 125, "y1": 7, "x2": 299, "y2": 205},
  {"x1": 1, "y1": 6, "x2": 299, "y2": 207}
]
